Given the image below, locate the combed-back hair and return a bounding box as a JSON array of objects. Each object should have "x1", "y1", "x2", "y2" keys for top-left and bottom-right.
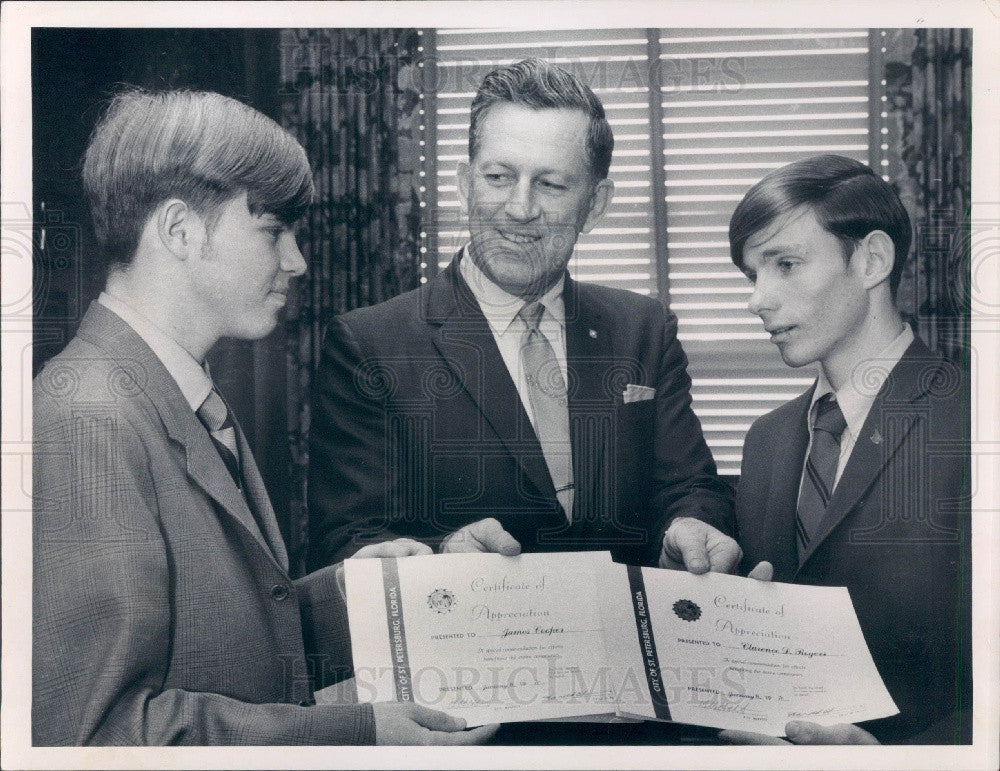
[
  {"x1": 729, "y1": 154, "x2": 912, "y2": 298},
  {"x1": 468, "y1": 58, "x2": 614, "y2": 180},
  {"x1": 82, "y1": 88, "x2": 314, "y2": 269}
]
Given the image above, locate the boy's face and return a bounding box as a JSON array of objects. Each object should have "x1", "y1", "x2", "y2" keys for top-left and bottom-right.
[
  {"x1": 742, "y1": 206, "x2": 870, "y2": 373},
  {"x1": 189, "y1": 192, "x2": 306, "y2": 341}
]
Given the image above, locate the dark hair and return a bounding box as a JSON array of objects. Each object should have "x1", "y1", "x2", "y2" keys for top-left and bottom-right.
[
  {"x1": 729, "y1": 155, "x2": 911, "y2": 299},
  {"x1": 469, "y1": 58, "x2": 614, "y2": 180},
  {"x1": 82, "y1": 89, "x2": 314, "y2": 269}
]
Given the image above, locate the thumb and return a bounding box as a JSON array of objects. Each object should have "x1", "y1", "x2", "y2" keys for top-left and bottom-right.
[
  {"x1": 472, "y1": 518, "x2": 522, "y2": 556},
  {"x1": 747, "y1": 561, "x2": 774, "y2": 582},
  {"x1": 407, "y1": 704, "x2": 467, "y2": 732}
]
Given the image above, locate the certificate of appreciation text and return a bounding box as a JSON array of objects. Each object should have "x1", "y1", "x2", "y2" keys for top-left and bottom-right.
[
  {"x1": 345, "y1": 551, "x2": 619, "y2": 725},
  {"x1": 344, "y1": 551, "x2": 898, "y2": 734}
]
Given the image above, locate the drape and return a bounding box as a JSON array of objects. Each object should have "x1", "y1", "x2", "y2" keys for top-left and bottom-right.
[
  {"x1": 278, "y1": 29, "x2": 423, "y2": 575},
  {"x1": 883, "y1": 29, "x2": 971, "y2": 363}
]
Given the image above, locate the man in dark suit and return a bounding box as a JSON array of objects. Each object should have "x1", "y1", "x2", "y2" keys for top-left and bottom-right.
[
  {"x1": 308, "y1": 59, "x2": 735, "y2": 573},
  {"x1": 32, "y1": 89, "x2": 494, "y2": 746},
  {"x1": 715, "y1": 155, "x2": 971, "y2": 744}
]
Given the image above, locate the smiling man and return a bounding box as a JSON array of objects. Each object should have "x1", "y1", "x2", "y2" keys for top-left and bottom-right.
[
  {"x1": 718, "y1": 155, "x2": 971, "y2": 745},
  {"x1": 308, "y1": 59, "x2": 735, "y2": 575},
  {"x1": 32, "y1": 89, "x2": 494, "y2": 746}
]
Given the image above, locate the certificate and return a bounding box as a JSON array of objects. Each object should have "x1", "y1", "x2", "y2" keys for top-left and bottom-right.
[
  {"x1": 602, "y1": 565, "x2": 899, "y2": 735},
  {"x1": 344, "y1": 551, "x2": 620, "y2": 725},
  {"x1": 344, "y1": 552, "x2": 898, "y2": 734}
]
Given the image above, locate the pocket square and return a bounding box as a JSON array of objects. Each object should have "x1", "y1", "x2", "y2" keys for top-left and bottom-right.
[{"x1": 623, "y1": 384, "x2": 655, "y2": 403}]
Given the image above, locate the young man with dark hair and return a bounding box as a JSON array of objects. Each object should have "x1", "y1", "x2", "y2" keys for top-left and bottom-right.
[
  {"x1": 32, "y1": 89, "x2": 495, "y2": 746},
  {"x1": 718, "y1": 155, "x2": 971, "y2": 744},
  {"x1": 308, "y1": 58, "x2": 736, "y2": 574}
]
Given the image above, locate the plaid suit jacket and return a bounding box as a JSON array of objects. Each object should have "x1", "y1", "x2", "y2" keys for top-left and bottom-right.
[{"x1": 32, "y1": 302, "x2": 374, "y2": 745}]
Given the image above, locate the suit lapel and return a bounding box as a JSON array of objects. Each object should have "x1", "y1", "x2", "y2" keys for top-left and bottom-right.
[
  {"x1": 563, "y1": 279, "x2": 608, "y2": 536},
  {"x1": 234, "y1": 420, "x2": 289, "y2": 569},
  {"x1": 767, "y1": 390, "x2": 813, "y2": 581},
  {"x1": 77, "y1": 303, "x2": 284, "y2": 569},
  {"x1": 425, "y1": 260, "x2": 557, "y2": 504},
  {"x1": 798, "y1": 339, "x2": 938, "y2": 569}
]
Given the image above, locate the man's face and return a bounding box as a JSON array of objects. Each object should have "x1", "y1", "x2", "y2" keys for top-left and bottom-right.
[
  {"x1": 190, "y1": 192, "x2": 306, "y2": 340},
  {"x1": 458, "y1": 103, "x2": 612, "y2": 299},
  {"x1": 742, "y1": 206, "x2": 869, "y2": 373}
]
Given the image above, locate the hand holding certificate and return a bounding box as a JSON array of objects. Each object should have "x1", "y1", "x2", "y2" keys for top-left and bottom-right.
[{"x1": 344, "y1": 552, "x2": 897, "y2": 735}]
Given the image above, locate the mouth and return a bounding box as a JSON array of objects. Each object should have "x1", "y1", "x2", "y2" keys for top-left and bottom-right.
[
  {"x1": 495, "y1": 229, "x2": 543, "y2": 245},
  {"x1": 765, "y1": 324, "x2": 795, "y2": 342}
]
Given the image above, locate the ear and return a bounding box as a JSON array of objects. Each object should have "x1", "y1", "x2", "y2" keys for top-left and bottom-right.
[
  {"x1": 581, "y1": 178, "x2": 614, "y2": 234},
  {"x1": 456, "y1": 161, "x2": 472, "y2": 217},
  {"x1": 155, "y1": 198, "x2": 205, "y2": 261},
  {"x1": 857, "y1": 230, "x2": 895, "y2": 291}
]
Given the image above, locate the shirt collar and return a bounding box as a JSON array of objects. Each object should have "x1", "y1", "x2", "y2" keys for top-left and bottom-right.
[
  {"x1": 98, "y1": 291, "x2": 213, "y2": 412},
  {"x1": 458, "y1": 245, "x2": 566, "y2": 337},
  {"x1": 809, "y1": 323, "x2": 915, "y2": 438}
]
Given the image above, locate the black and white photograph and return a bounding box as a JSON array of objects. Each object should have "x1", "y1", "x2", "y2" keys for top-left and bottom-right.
[{"x1": 2, "y1": 2, "x2": 998, "y2": 769}]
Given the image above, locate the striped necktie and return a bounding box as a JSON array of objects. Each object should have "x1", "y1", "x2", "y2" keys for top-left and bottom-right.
[
  {"x1": 518, "y1": 301, "x2": 574, "y2": 521},
  {"x1": 197, "y1": 388, "x2": 242, "y2": 488},
  {"x1": 796, "y1": 394, "x2": 847, "y2": 559}
]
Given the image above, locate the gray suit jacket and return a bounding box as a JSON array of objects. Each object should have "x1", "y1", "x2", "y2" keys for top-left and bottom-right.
[{"x1": 33, "y1": 302, "x2": 374, "y2": 745}]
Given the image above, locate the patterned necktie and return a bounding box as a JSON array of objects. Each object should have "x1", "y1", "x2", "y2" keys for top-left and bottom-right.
[
  {"x1": 796, "y1": 394, "x2": 847, "y2": 558},
  {"x1": 518, "y1": 301, "x2": 574, "y2": 521},
  {"x1": 197, "y1": 388, "x2": 242, "y2": 488}
]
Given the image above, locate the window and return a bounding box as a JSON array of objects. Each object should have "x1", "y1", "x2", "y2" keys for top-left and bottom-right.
[{"x1": 425, "y1": 28, "x2": 874, "y2": 474}]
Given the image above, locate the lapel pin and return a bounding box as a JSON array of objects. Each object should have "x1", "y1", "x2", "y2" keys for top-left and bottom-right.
[
  {"x1": 870, "y1": 429, "x2": 883, "y2": 445},
  {"x1": 589, "y1": 329, "x2": 597, "y2": 339}
]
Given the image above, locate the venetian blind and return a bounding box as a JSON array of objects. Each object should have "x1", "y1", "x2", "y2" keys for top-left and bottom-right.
[
  {"x1": 431, "y1": 29, "x2": 659, "y2": 293},
  {"x1": 428, "y1": 28, "x2": 872, "y2": 474},
  {"x1": 659, "y1": 29, "x2": 870, "y2": 473}
]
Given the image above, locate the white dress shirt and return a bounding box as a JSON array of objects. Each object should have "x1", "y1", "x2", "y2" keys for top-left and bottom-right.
[
  {"x1": 459, "y1": 249, "x2": 573, "y2": 518},
  {"x1": 799, "y1": 323, "x2": 915, "y2": 497},
  {"x1": 459, "y1": 248, "x2": 568, "y2": 428},
  {"x1": 98, "y1": 292, "x2": 213, "y2": 412}
]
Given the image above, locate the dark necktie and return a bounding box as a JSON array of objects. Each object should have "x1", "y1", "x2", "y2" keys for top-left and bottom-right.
[
  {"x1": 518, "y1": 301, "x2": 574, "y2": 521},
  {"x1": 796, "y1": 394, "x2": 847, "y2": 558},
  {"x1": 197, "y1": 388, "x2": 242, "y2": 488}
]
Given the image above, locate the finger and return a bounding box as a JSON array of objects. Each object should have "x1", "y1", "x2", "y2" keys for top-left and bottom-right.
[
  {"x1": 438, "y1": 723, "x2": 500, "y2": 745},
  {"x1": 747, "y1": 561, "x2": 774, "y2": 582},
  {"x1": 440, "y1": 528, "x2": 480, "y2": 554},
  {"x1": 666, "y1": 521, "x2": 710, "y2": 574},
  {"x1": 352, "y1": 541, "x2": 406, "y2": 559},
  {"x1": 391, "y1": 538, "x2": 433, "y2": 557},
  {"x1": 407, "y1": 704, "x2": 467, "y2": 732},
  {"x1": 658, "y1": 545, "x2": 685, "y2": 571},
  {"x1": 785, "y1": 720, "x2": 879, "y2": 745},
  {"x1": 470, "y1": 518, "x2": 521, "y2": 556},
  {"x1": 718, "y1": 729, "x2": 789, "y2": 745},
  {"x1": 706, "y1": 537, "x2": 743, "y2": 574},
  {"x1": 334, "y1": 565, "x2": 347, "y2": 599}
]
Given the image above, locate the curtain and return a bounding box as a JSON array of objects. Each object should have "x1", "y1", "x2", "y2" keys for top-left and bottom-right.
[
  {"x1": 883, "y1": 29, "x2": 971, "y2": 363},
  {"x1": 278, "y1": 29, "x2": 423, "y2": 575}
]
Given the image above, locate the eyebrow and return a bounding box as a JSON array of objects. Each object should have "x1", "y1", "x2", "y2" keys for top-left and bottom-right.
[
  {"x1": 480, "y1": 161, "x2": 574, "y2": 180},
  {"x1": 755, "y1": 244, "x2": 803, "y2": 259}
]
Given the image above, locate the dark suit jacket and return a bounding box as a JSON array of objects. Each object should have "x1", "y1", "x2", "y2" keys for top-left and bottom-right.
[
  {"x1": 308, "y1": 257, "x2": 732, "y2": 569},
  {"x1": 33, "y1": 302, "x2": 373, "y2": 745},
  {"x1": 734, "y1": 337, "x2": 971, "y2": 744}
]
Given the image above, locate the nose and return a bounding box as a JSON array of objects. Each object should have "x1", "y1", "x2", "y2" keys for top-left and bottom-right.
[
  {"x1": 504, "y1": 177, "x2": 540, "y2": 222},
  {"x1": 747, "y1": 274, "x2": 774, "y2": 317},
  {"x1": 281, "y1": 234, "x2": 307, "y2": 277}
]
